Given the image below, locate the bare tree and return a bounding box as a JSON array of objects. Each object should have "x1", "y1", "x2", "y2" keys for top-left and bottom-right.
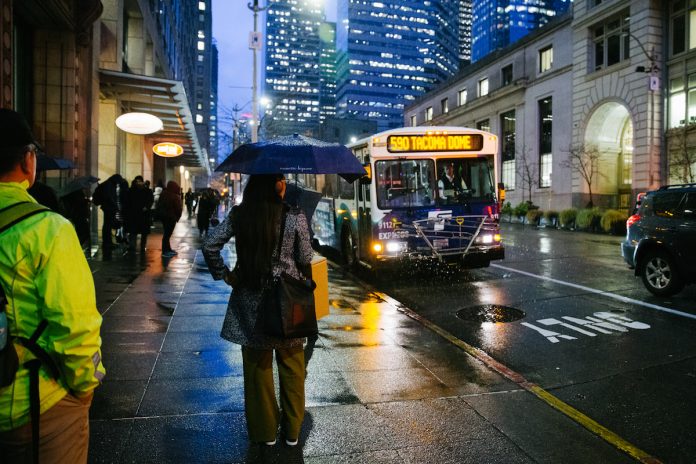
[
  {"x1": 666, "y1": 125, "x2": 696, "y2": 184},
  {"x1": 563, "y1": 144, "x2": 603, "y2": 208},
  {"x1": 515, "y1": 144, "x2": 538, "y2": 204}
]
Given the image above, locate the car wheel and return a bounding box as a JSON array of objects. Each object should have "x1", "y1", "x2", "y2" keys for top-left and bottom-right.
[
  {"x1": 640, "y1": 250, "x2": 683, "y2": 296},
  {"x1": 341, "y1": 228, "x2": 357, "y2": 268}
]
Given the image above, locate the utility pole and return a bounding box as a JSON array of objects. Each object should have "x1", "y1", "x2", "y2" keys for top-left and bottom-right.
[{"x1": 248, "y1": 1, "x2": 267, "y2": 142}]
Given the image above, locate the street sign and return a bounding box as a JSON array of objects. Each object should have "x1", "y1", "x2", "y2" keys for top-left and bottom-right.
[
  {"x1": 153, "y1": 142, "x2": 183, "y2": 157},
  {"x1": 649, "y1": 76, "x2": 661, "y2": 91},
  {"x1": 249, "y1": 31, "x2": 262, "y2": 50}
]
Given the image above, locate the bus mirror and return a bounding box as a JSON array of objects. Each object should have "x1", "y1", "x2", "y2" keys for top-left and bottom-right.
[
  {"x1": 360, "y1": 164, "x2": 371, "y2": 185},
  {"x1": 497, "y1": 182, "x2": 506, "y2": 202}
]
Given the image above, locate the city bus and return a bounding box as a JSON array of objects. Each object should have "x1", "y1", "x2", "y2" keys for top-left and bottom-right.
[{"x1": 305, "y1": 127, "x2": 505, "y2": 270}]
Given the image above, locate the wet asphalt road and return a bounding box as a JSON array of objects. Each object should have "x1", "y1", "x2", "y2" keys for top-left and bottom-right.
[{"x1": 371, "y1": 222, "x2": 696, "y2": 464}]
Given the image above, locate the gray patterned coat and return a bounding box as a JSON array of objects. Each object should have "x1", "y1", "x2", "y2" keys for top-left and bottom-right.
[{"x1": 202, "y1": 206, "x2": 313, "y2": 349}]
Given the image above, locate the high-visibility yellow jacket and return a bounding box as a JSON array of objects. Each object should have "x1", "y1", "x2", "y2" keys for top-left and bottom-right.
[{"x1": 0, "y1": 181, "x2": 105, "y2": 431}]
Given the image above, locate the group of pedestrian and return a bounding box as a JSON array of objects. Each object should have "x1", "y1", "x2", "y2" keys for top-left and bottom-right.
[
  {"x1": 90, "y1": 175, "x2": 184, "y2": 258},
  {"x1": 0, "y1": 110, "x2": 314, "y2": 461}
]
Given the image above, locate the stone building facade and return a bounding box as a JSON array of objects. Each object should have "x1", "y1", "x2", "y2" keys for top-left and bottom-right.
[
  {"x1": 405, "y1": 1, "x2": 672, "y2": 212},
  {"x1": 405, "y1": 15, "x2": 575, "y2": 212}
]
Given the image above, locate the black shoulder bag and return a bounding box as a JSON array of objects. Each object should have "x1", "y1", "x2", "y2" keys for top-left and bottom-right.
[{"x1": 258, "y1": 210, "x2": 318, "y2": 339}]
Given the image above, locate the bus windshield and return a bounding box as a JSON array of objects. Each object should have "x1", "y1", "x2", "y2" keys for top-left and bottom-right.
[
  {"x1": 436, "y1": 156, "x2": 495, "y2": 205},
  {"x1": 375, "y1": 159, "x2": 437, "y2": 209}
]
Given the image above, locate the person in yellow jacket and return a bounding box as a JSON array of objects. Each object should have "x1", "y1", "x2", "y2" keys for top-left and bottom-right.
[{"x1": 0, "y1": 109, "x2": 105, "y2": 463}]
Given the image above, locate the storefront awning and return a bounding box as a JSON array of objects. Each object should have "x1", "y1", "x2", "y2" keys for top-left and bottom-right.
[{"x1": 99, "y1": 70, "x2": 211, "y2": 175}]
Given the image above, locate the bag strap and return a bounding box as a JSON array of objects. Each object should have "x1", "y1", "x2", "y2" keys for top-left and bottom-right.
[
  {"x1": 18, "y1": 321, "x2": 59, "y2": 464},
  {"x1": 0, "y1": 202, "x2": 50, "y2": 235}
]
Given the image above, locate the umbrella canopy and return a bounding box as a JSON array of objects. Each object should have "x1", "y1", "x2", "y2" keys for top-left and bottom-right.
[
  {"x1": 59, "y1": 175, "x2": 100, "y2": 197},
  {"x1": 215, "y1": 134, "x2": 366, "y2": 182},
  {"x1": 285, "y1": 182, "x2": 322, "y2": 222},
  {"x1": 36, "y1": 153, "x2": 75, "y2": 171}
]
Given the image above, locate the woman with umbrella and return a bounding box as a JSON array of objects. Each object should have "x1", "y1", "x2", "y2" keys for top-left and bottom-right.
[{"x1": 202, "y1": 174, "x2": 313, "y2": 447}]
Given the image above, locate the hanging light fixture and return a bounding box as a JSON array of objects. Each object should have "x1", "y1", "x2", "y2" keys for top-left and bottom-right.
[{"x1": 115, "y1": 112, "x2": 163, "y2": 135}]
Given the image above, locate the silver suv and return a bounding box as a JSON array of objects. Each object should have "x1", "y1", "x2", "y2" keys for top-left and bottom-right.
[{"x1": 621, "y1": 184, "x2": 696, "y2": 296}]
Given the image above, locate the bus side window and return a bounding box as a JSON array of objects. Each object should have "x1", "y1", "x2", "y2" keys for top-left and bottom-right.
[
  {"x1": 339, "y1": 176, "x2": 354, "y2": 200},
  {"x1": 322, "y1": 174, "x2": 338, "y2": 198}
]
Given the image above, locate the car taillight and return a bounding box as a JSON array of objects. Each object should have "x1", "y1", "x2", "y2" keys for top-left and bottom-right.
[{"x1": 626, "y1": 214, "x2": 641, "y2": 228}]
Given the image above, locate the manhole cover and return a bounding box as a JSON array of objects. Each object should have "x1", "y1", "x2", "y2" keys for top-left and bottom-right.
[{"x1": 456, "y1": 305, "x2": 525, "y2": 323}]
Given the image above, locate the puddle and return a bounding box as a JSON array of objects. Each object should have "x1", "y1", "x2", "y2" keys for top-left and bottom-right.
[{"x1": 456, "y1": 304, "x2": 525, "y2": 323}]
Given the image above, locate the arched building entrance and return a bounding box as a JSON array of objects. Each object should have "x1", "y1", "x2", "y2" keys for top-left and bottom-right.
[{"x1": 584, "y1": 102, "x2": 634, "y2": 210}]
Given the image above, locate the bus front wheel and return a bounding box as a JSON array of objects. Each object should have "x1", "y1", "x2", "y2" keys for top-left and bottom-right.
[{"x1": 342, "y1": 229, "x2": 357, "y2": 267}]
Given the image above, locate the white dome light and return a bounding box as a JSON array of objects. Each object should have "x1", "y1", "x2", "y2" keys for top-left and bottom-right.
[{"x1": 115, "y1": 112, "x2": 163, "y2": 135}]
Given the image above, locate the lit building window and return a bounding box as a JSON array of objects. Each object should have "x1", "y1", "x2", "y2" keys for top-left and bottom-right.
[
  {"x1": 197, "y1": 41, "x2": 205, "y2": 51},
  {"x1": 198, "y1": 55, "x2": 204, "y2": 62},
  {"x1": 539, "y1": 46, "x2": 553, "y2": 73},
  {"x1": 501, "y1": 110, "x2": 516, "y2": 190},
  {"x1": 410, "y1": 114, "x2": 417, "y2": 126},
  {"x1": 592, "y1": 11, "x2": 630, "y2": 72},
  {"x1": 196, "y1": 114, "x2": 204, "y2": 123},
  {"x1": 478, "y1": 77, "x2": 489, "y2": 97},
  {"x1": 538, "y1": 98, "x2": 552, "y2": 188},
  {"x1": 198, "y1": 1, "x2": 206, "y2": 11},
  {"x1": 501, "y1": 64, "x2": 513, "y2": 86},
  {"x1": 458, "y1": 88, "x2": 467, "y2": 106},
  {"x1": 441, "y1": 98, "x2": 448, "y2": 114},
  {"x1": 476, "y1": 119, "x2": 490, "y2": 132},
  {"x1": 425, "y1": 106, "x2": 433, "y2": 121},
  {"x1": 671, "y1": 1, "x2": 696, "y2": 55}
]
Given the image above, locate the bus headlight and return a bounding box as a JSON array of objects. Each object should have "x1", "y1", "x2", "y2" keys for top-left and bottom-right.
[
  {"x1": 476, "y1": 234, "x2": 501, "y2": 244},
  {"x1": 385, "y1": 241, "x2": 407, "y2": 253},
  {"x1": 372, "y1": 242, "x2": 383, "y2": 253}
]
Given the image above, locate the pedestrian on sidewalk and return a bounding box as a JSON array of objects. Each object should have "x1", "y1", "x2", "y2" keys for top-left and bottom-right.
[
  {"x1": 92, "y1": 173, "x2": 127, "y2": 259},
  {"x1": 0, "y1": 109, "x2": 106, "y2": 463},
  {"x1": 203, "y1": 174, "x2": 313, "y2": 447},
  {"x1": 196, "y1": 188, "x2": 214, "y2": 237},
  {"x1": 125, "y1": 175, "x2": 154, "y2": 252},
  {"x1": 159, "y1": 180, "x2": 183, "y2": 257},
  {"x1": 185, "y1": 187, "x2": 194, "y2": 219}
]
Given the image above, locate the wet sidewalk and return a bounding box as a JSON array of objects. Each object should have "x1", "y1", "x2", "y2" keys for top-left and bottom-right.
[{"x1": 87, "y1": 216, "x2": 634, "y2": 463}]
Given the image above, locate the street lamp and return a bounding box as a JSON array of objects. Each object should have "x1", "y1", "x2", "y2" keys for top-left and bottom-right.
[
  {"x1": 248, "y1": 1, "x2": 268, "y2": 143},
  {"x1": 622, "y1": 31, "x2": 662, "y2": 188}
]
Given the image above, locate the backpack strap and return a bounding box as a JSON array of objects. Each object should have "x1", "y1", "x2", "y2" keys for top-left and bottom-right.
[
  {"x1": 18, "y1": 321, "x2": 60, "y2": 464},
  {"x1": 0, "y1": 202, "x2": 50, "y2": 235}
]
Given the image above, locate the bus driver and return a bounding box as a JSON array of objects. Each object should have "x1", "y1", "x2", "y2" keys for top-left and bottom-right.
[{"x1": 438, "y1": 162, "x2": 467, "y2": 201}]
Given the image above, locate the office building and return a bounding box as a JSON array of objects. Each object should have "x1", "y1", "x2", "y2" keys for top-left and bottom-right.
[
  {"x1": 319, "y1": 21, "x2": 337, "y2": 124},
  {"x1": 459, "y1": 0, "x2": 473, "y2": 64},
  {"x1": 335, "y1": 0, "x2": 460, "y2": 131},
  {"x1": 262, "y1": 0, "x2": 323, "y2": 138},
  {"x1": 471, "y1": 0, "x2": 572, "y2": 62}
]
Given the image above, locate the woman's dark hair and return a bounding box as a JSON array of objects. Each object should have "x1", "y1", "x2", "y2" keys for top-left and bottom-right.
[{"x1": 233, "y1": 174, "x2": 285, "y2": 288}]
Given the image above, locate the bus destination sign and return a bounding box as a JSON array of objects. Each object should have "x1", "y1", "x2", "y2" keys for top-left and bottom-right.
[{"x1": 386, "y1": 134, "x2": 483, "y2": 153}]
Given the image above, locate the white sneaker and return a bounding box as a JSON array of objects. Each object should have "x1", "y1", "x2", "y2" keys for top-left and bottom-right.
[
  {"x1": 263, "y1": 439, "x2": 276, "y2": 446},
  {"x1": 285, "y1": 438, "x2": 298, "y2": 447}
]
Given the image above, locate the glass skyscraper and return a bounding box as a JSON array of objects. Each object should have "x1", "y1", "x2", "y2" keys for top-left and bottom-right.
[
  {"x1": 471, "y1": 0, "x2": 572, "y2": 62},
  {"x1": 262, "y1": 0, "x2": 323, "y2": 138},
  {"x1": 335, "y1": 0, "x2": 460, "y2": 131},
  {"x1": 319, "y1": 21, "x2": 337, "y2": 123}
]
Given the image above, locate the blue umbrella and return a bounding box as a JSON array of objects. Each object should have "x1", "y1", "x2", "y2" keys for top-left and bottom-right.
[
  {"x1": 284, "y1": 182, "x2": 322, "y2": 222},
  {"x1": 215, "y1": 134, "x2": 366, "y2": 182},
  {"x1": 36, "y1": 152, "x2": 74, "y2": 171}
]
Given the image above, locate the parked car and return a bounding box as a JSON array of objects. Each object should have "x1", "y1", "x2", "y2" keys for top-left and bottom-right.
[{"x1": 621, "y1": 184, "x2": 696, "y2": 296}]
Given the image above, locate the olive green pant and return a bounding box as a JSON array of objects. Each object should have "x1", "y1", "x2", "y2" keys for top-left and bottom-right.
[{"x1": 242, "y1": 345, "x2": 305, "y2": 443}]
